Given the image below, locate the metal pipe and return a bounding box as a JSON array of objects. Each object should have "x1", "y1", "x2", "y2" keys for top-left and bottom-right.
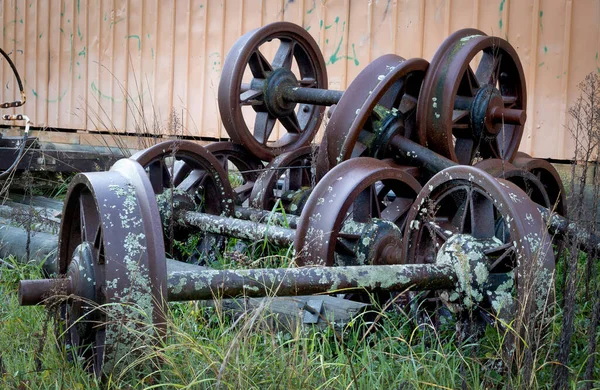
[
  {"x1": 389, "y1": 135, "x2": 456, "y2": 174},
  {"x1": 182, "y1": 211, "x2": 296, "y2": 247},
  {"x1": 281, "y1": 87, "x2": 344, "y2": 106},
  {"x1": 234, "y1": 206, "x2": 298, "y2": 228},
  {"x1": 167, "y1": 262, "x2": 455, "y2": 301}
]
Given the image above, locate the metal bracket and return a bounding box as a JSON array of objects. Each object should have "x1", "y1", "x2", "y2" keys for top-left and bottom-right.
[{"x1": 302, "y1": 299, "x2": 324, "y2": 324}]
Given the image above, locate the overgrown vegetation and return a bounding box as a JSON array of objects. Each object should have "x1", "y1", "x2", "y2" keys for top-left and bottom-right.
[{"x1": 1, "y1": 74, "x2": 599, "y2": 389}]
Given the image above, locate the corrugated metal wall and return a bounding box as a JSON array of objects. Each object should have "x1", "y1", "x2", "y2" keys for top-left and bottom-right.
[{"x1": 1, "y1": 0, "x2": 599, "y2": 159}]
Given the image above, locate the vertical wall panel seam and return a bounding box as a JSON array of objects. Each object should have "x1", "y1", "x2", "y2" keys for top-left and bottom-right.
[
  {"x1": 390, "y1": 0, "x2": 398, "y2": 58},
  {"x1": 502, "y1": 0, "x2": 509, "y2": 38},
  {"x1": 558, "y1": 0, "x2": 573, "y2": 159},
  {"x1": 185, "y1": 0, "x2": 192, "y2": 135},
  {"x1": 218, "y1": 0, "x2": 227, "y2": 139},
  {"x1": 418, "y1": 0, "x2": 425, "y2": 57},
  {"x1": 168, "y1": 3, "x2": 176, "y2": 135},
  {"x1": 367, "y1": 0, "x2": 373, "y2": 65},
  {"x1": 342, "y1": 0, "x2": 350, "y2": 89},
  {"x1": 444, "y1": 0, "x2": 451, "y2": 37},
  {"x1": 524, "y1": 0, "x2": 540, "y2": 155},
  {"x1": 472, "y1": 0, "x2": 478, "y2": 30},
  {"x1": 198, "y1": 0, "x2": 208, "y2": 139},
  {"x1": 123, "y1": 0, "x2": 130, "y2": 131}
]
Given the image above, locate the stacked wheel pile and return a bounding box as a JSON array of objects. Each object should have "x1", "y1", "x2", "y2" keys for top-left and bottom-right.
[{"x1": 19, "y1": 23, "x2": 568, "y2": 376}]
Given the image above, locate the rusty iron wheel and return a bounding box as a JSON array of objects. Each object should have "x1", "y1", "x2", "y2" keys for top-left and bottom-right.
[
  {"x1": 317, "y1": 56, "x2": 428, "y2": 179},
  {"x1": 402, "y1": 165, "x2": 554, "y2": 342},
  {"x1": 295, "y1": 157, "x2": 421, "y2": 266},
  {"x1": 130, "y1": 140, "x2": 235, "y2": 261},
  {"x1": 57, "y1": 158, "x2": 167, "y2": 376},
  {"x1": 206, "y1": 141, "x2": 264, "y2": 205},
  {"x1": 417, "y1": 29, "x2": 527, "y2": 164},
  {"x1": 512, "y1": 152, "x2": 567, "y2": 216},
  {"x1": 218, "y1": 22, "x2": 328, "y2": 161},
  {"x1": 474, "y1": 158, "x2": 552, "y2": 211},
  {"x1": 250, "y1": 145, "x2": 317, "y2": 212}
]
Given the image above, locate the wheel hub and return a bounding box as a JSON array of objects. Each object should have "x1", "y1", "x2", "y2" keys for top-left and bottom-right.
[
  {"x1": 263, "y1": 68, "x2": 299, "y2": 117},
  {"x1": 471, "y1": 85, "x2": 505, "y2": 141},
  {"x1": 435, "y1": 234, "x2": 512, "y2": 311}
]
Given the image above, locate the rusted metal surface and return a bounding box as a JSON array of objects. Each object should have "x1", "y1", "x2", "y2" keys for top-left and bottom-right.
[
  {"x1": 402, "y1": 165, "x2": 555, "y2": 342},
  {"x1": 55, "y1": 158, "x2": 167, "y2": 375},
  {"x1": 474, "y1": 159, "x2": 552, "y2": 211},
  {"x1": 513, "y1": 152, "x2": 567, "y2": 216},
  {"x1": 182, "y1": 211, "x2": 296, "y2": 248},
  {"x1": 318, "y1": 56, "x2": 428, "y2": 179},
  {"x1": 167, "y1": 262, "x2": 455, "y2": 302},
  {"x1": 218, "y1": 22, "x2": 328, "y2": 161},
  {"x1": 206, "y1": 141, "x2": 264, "y2": 205},
  {"x1": 130, "y1": 140, "x2": 235, "y2": 261},
  {"x1": 417, "y1": 29, "x2": 527, "y2": 164},
  {"x1": 250, "y1": 145, "x2": 316, "y2": 211},
  {"x1": 295, "y1": 157, "x2": 421, "y2": 266}
]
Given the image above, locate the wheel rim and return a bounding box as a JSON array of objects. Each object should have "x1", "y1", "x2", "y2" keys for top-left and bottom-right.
[
  {"x1": 131, "y1": 140, "x2": 235, "y2": 261},
  {"x1": 250, "y1": 145, "x2": 317, "y2": 212},
  {"x1": 402, "y1": 165, "x2": 554, "y2": 341},
  {"x1": 58, "y1": 158, "x2": 167, "y2": 376},
  {"x1": 295, "y1": 158, "x2": 421, "y2": 266},
  {"x1": 218, "y1": 22, "x2": 328, "y2": 161},
  {"x1": 206, "y1": 141, "x2": 264, "y2": 205},
  {"x1": 317, "y1": 56, "x2": 428, "y2": 179},
  {"x1": 417, "y1": 30, "x2": 526, "y2": 164}
]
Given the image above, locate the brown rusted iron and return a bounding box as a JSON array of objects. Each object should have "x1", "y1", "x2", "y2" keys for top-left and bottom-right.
[
  {"x1": 402, "y1": 165, "x2": 555, "y2": 352},
  {"x1": 295, "y1": 158, "x2": 421, "y2": 266},
  {"x1": 317, "y1": 56, "x2": 428, "y2": 179},
  {"x1": 55, "y1": 158, "x2": 167, "y2": 376},
  {"x1": 206, "y1": 141, "x2": 264, "y2": 205},
  {"x1": 416, "y1": 29, "x2": 527, "y2": 164},
  {"x1": 218, "y1": 22, "x2": 329, "y2": 161},
  {"x1": 130, "y1": 140, "x2": 235, "y2": 261},
  {"x1": 512, "y1": 152, "x2": 567, "y2": 216},
  {"x1": 250, "y1": 145, "x2": 316, "y2": 212}
]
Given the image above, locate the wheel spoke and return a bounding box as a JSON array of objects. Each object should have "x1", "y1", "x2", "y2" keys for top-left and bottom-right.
[
  {"x1": 272, "y1": 39, "x2": 295, "y2": 69},
  {"x1": 486, "y1": 244, "x2": 516, "y2": 271},
  {"x1": 148, "y1": 160, "x2": 168, "y2": 194},
  {"x1": 254, "y1": 112, "x2": 277, "y2": 144},
  {"x1": 451, "y1": 188, "x2": 471, "y2": 232},
  {"x1": 378, "y1": 79, "x2": 404, "y2": 109},
  {"x1": 465, "y1": 66, "x2": 480, "y2": 96},
  {"x1": 380, "y1": 197, "x2": 413, "y2": 223},
  {"x1": 399, "y1": 94, "x2": 418, "y2": 114},
  {"x1": 454, "y1": 137, "x2": 475, "y2": 165},
  {"x1": 240, "y1": 89, "x2": 264, "y2": 106},
  {"x1": 350, "y1": 141, "x2": 368, "y2": 158},
  {"x1": 502, "y1": 95, "x2": 517, "y2": 108},
  {"x1": 476, "y1": 52, "x2": 503, "y2": 86},
  {"x1": 452, "y1": 109, "x2": 469, "y2": 124},
  {"x1": 299, "y1": 77, "x2": 317, "y2": 88},
  {"x1": 248, "y1": 50, "x2": 272, "y2": 79},
  {"x1": 470, "y1": 192, "x2": 496, "y2": 238},
  {"x1": 177, "y1": 169, "x2": 206, "y2": 193},
  {"x1": 279, "y1": 112, "x2": 302, "y2": 134},
  {"x1": 79, "y1": 192, "x2": 99, "y2": 242}
]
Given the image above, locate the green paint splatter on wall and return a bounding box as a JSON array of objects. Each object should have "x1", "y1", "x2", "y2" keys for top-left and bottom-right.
[
  {"x1": 91, "y1": 82, "x2": 115, "y2": 102},
  {"x1": 305, "y1": 25, "x2": 310, "y2": 31},
  {"x1": 110, "y1": 18, "x2": 125, "y2": 29},
  {"x1": 499, "y1": 19, "x2": 502, "y2": 29},
  {"x1": 538, "y1": 62, "x2": 545, "y2": 67},
  {"x1": 77, "y1": 0, "x2": 80, "y2": 14},
  {"x1": 127, "y1": 35, "x2": 141, "y2": 50},
  {"x1": 539, "y1": 10, "x2": 544, "y2": 32},
  {"x1": 19, "y1": 19, "x2": 23, "y2": 24},
  {"x1": 307, "y1": 0, "x2": 316, "y2": 14},
  {"x1": 499, "y1": 0, "x2": 506, "y2": 12},
  {"x1": 544, "y1": 45, "x2": 548, "y2": 53},
  {"x1": 78, "y1": 25, "x2": 82, "y2": 40},
  {"x1": 78, "y1": 47, "x2": 86, "y2": 57},
  {"x1": 151, "y1": 48, "x2": 154, "y2": 59},
  {"x1": 39, "y1": 33, "x2": 43, "y2": 39},
  {"x1": 31, "y1": 88, "x2": 68, "y2": 103}
]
